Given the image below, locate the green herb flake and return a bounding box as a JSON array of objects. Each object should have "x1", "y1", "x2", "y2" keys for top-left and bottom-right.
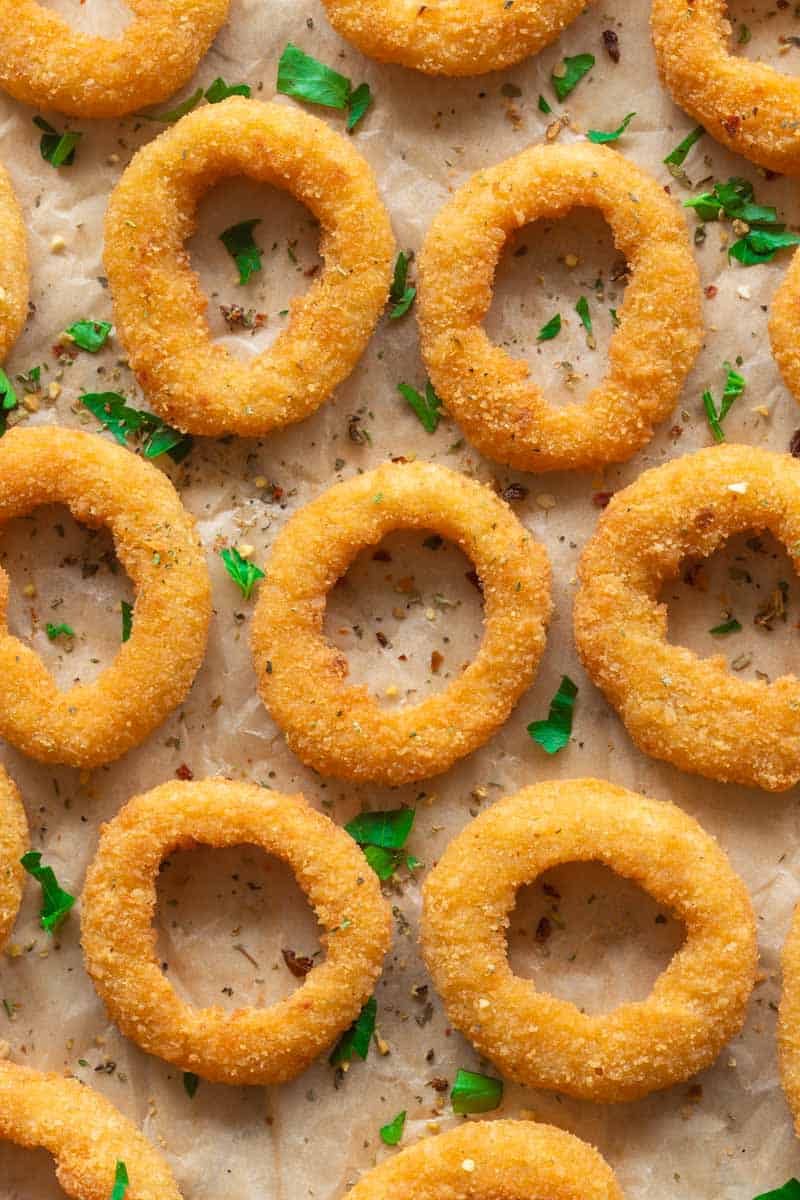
[
  {"x1": 221, "y1": 546, "x2": 264, "y2": 600},
  {"x1": 0, "y1": 368, "x2": 18, "y2": 430},
  {"x1": 730, "y1": 228, "x2": 800, "y2": 265},
  {"x1": 379, "y1": 1110, "x2": 406, "y2": 1146},
  {"x1": 664, "y1": 125, "x2": 704, "y2": 167},
  {"x1": 183, "y1": 1071, "x2": 200, "y2": 1098},
  {"x1": 20, "y1": 850, "x2": 75, "y2": 934},
  {"x1": 451, "y1": 1068, "x2": 504, "y2": 1114},
  {"x1": 81, "y1": 392, "x2": 192, "y2": 462},
  {"x1": 121, "y1": 600, "x2": 133, "y2": 644},
  {"x1": 575, "y1": 295, "x2": 592, "y2": 335},
  {"x1": 527, "y1": 674, "x2": 578, "y2": 754},
  {"x1": 46, "y1": 623, "x2": 75, "y2": 641},
  {"x1": 220, "y1": 219, "x2": 263, "y2": 285},
  {"x1": 551, "y1": 53, "x2": 594, "y2": 102},
  {"x1": 277, "y1": 44, "x2": 371, "y2": 129},
  {"x1": 710, "y1": 617, "x2": 742, "y2": 635},
  {"x1": 536, "y1": 313, "x2": 561, "y2": 342},
  {"x1": 17, "y1": 366, "x2": 41, "y2": 394},
  {"x1": 738, "y1": 23, "x2": 752, "y2": 43},
  {"x1": 65, "y1": 320, "x2": 112, "y2": 353},
  {"x1": 205, "y1": 77, "x2": 252, "y2": 103},
  {"x1": 587, "y1": 111, "x2": 636, "y2": 143},
  {"x1": 34, "y1": 116, "x2": 82, "y2": 167},
  {"x1": 347, "y1": 808, "x2": 415, "y2": 881},
  {"x1": 146, "y1": 88, "x2": 204, "y2": 123},
  {"x1": 110, "y1": 1161, "x2": 129, "y2": 1200},
  {"x1": 538, "y1": 94, "x2": 552, "y2": 114},
  {"x1": 2, "y1": 998, "x2": 14, "y2": 1019},
  {"x1": 389, "y1": 251, "x2": 416, "y2": 318},
  {"x1": 702, "y1": 362, "x2": 745, "y2": 442},
  {"x1": 755, "y1": 1183, "x2": 800, "y2": 1200},
  {"x1": 347, "y1": 81, "x2": 373, "y2": 131},
  {"x1": 398, "y1": 381, "x2": 442, "y2": 432},
  {"x1": 329, "y1": 995, "x2": 377, "y2": 1067}
]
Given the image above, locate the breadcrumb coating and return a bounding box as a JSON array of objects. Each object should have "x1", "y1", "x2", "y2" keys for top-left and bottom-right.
[
  {"x1": 0, "y1": 159, "x2": 28, "y2": 364},
  {"x1": 0, "y1": 766, "x2": 27, "y2": 950}
]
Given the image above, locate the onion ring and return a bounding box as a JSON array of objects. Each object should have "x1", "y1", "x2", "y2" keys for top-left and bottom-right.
[
  {"x1": 81, "y1": 777, "x2": 392, "y2": 1084},
  {"x1": 651, "y1": 0, "x2": 800, "y2": 174},
  {"x1": 417, "y1": 142, "x2": 702, "y2": 473},
  {"x1": 346, "y1": 1120, "x2": 623, "y2": 1200},
  {"x1": 769, "y1": 250, "x2": 800, "y2": 403},
  {"x1": 421, "y1": 777, "x2": 757, "y2": 1102},
  {"x1": 251, "y1": 460, "x2": 552, "y2": 784},
  {"x1": 574, "y1": 443, "x2": 800, "y2": 791},
  {"x1": 0, "y1": 1060, "x2": 182, "y2": 1200},
  {"x1": 0, "y1": 426, "x2": 211, "y2": 768},
  {"x1": 320, "y1": 0, "x2": 589, "y2": 76},
  {"x1": 779, "y1": 902, "x2": 800, "y2": 1134},
  {"x1": 0, "y1": 161, "x2": 28, "y2": 365},
  {"x1": 104, "y1": 97, "x2": 395, "y2": 438},
  {"x1": 0, "y1": 1, "x2": 230, "y2": 119},
  {"x1": 0, "y1": 766, "x2": 27, "y2": 950}
]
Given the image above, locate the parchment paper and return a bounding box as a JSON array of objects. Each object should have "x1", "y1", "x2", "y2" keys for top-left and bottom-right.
[{"x1": 2, "y1": 1, "x2": 800, "y2": 1197}]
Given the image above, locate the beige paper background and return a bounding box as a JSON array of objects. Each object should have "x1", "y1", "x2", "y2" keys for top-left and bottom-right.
[{"x1": 2, "y1": 0, "x2": 800, "y2": 1196}]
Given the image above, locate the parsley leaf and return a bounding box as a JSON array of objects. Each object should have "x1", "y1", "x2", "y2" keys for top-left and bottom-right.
[
  {"x1": 81, "y1": 392, "x2": 192, "y2": 462},
  {"x1": 20, "y1": 851, "x2": 75, "y2": 934},
  {"x1": 551, "y1": 53, "x2": 594, "y2": 101},
  {"x1": 346, "y1": 808, "x2": 416, "y2": 881},
  {"x1": 146, "y1": 88, "x2": 204, "y2": 123},
  {"x1": 183, "y1": 1071, "x2": 200, "y2": 1098},
  {"x1": 538, "y1": 94, "x2": 552, "y2": 114},
  {"x1": 664, "y1": 125, "x2": 704, "y2": 167},
  {"x1": 46, "y1": 623, "x2": 75, "y2": 641},
  {"x1": 730, "y1": 228, "x2": 800, "y2": 265},
  {"x1": 220, "y1": 219, "x2": 263, "y2": 285},
  {"x1": 145, "y1": 78, "x2": 251, "y2": 121},
  {"x1": 587, "y1": 112, "x2": 636, "y2": 143},
  {"x1": 389, "y1": 251, "x2": 416, "y2": 318},
  {"x1": 755, "y1": 1183, "x2": 800, "y2": 1200},
  {"x1": 330, "y1": 996, "x2": 377, "y2": 1067},
  {"x1": 398, "y1": 381, "x2": 442, "y2": 432},
  {"x1": 451, "y1": 1068, "x2": 503, "y2": 1114},
  {"x1": 121, "y1": 600, "x2": 133, "y2": 644},
  {"x1": 537, "y1": 313, "x2": 561, "y2": 341},
  {"x1": 0, "y1": 368, "x2": 17, "y2": 412},
  {"x1": 65, "y1": 319, "x2": 112, "y2": 353},
  {"x1": 710, "y1": 617, "x2": 742, "y2": 635},
  {"x1": 34, "y1": 116, "x2": 82, "y2": 167},
  {"x1": 220, "y1": 546, "x2": 264, "y2": 600},
  {"x1": 111, "y1": 1161, "x2": 129, "y2": 1200},
  {"x1": 277, "y1": 45, "x2": 372, "y2": 130},
  {"x1": 347, "y1": 82, "x2": 373, "y2": 131},
  {"x1": 379, "y1": 1111, "x2": 406, "y2": 1146},
  {"x1": 205, "y1": 77, "x2": 252, "y2": 103},
  {"x1": 702, "y1": 363, "x2": 745, "y2": 442},
  {"x1": 575, "y1": 295, "x2": 592, "y2": 335},
  {"x1": 527, "y1": 675, "x2": 578, "y2": 754},
  {"x1": 683, "y1": 177, "x2": 800, "y2": 264}
]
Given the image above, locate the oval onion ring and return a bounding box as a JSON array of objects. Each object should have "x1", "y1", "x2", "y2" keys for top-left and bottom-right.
[
  {"x1": 0, "y1": 1, "x2": 230, "y2": 119},
  {"x1": 0, "y1": 161, "x2": 28, "y2": 364},
  {"x1": 0, "y1": 1060, "x2": 182, "y2": 1200},
  {"x1": 651, "y1": 0, "x2": 800, "y2": 174},
  {"x1": 779, "y1": 902, "x2": 800, "y2": 1134},
  {"x1": 417, "y1": 142, "x2": 702, "y2": 473},
  {"x1": 769, "y1": 249, "x2": 800, "y2": 403},
  {"x1": 251, "y1": 460, "x2": 552, "y2": 784},
  {"x1": 320, "y1": 0, "x2": 590, "y2": 76},
  {"x1": 346, "y1": 1120, "x2": 623, "y2": 1200},
  {"x1": 0, "y1": 765, "x2": 27, "y2": 950},
  {"x1": 105, "y1": 97, "x2": 394, "y2": 438},
  {"x1": 421, "y1": 778, "x2": 757, "y2": 1102},
  {"x1": 574, "y1": 443, "x2": 800, "y2": 791},
  {"x1": 81, "y1": 778, "x2": 392, "y2": 1085},
  {"x1": 0, "y1": 426, "x2": 211, "y2": 768}
]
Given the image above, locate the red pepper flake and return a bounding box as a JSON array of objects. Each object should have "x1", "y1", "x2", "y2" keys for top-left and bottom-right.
[
  {"x1": 722, "y1": 115, "x2": 741, "y2": 136},
  {"x1": 175, "y1": 763, "x2": 194, "y2": 780},
  {"x1": 704, "y1": 284, "x2": 718, "y2": 299},
  {"x1": 592, "y1": 491, "x2": 613, "y2": 508},
  {"x1": 430, "y1": 649, "x2": 444, "y2": 673}
]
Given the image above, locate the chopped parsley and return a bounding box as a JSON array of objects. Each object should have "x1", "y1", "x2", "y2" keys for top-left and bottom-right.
[
  {"x1": 664, "y1": 125, "x2": 704, "y2": 168},
  {"x1": 730, "y1": 228, "x2": 800, "y2": 265},
  {"x1": 684, "y1": 177, "x2": 800, "y2": 264},
  {"x1": 575, "y1": 295, "x2": 592, "y2": 335},
  {"x1": 710, "y1": 617, "x2": 742, "y2": 635},
  {"x1": 345, "y1": 807, "x2": 418, "y2": 880},
  {"x1": 537, "y1": 313, "x2": 561, "y2": 342},
  {"x1": 551, "y1": 53, "x2": 594, "y2": 102},
  {"x1": 527, "y1": 674, "x2": 578, "y2": 754},
  {"x1": 220, "y1": 219, "x2": 263, "y2": 285},
  {"x1": 389, "y1": 251, "x2": 416, "y2": 319},
  {"x1": 183, "y1": 1071, "x2": 200, "y2": 1098},
  {"x1": 16, "y1": 366, "x2": 41, "y2": 394},
  {"x1": 451, "y1": 1068, "x2": 503, "y2": 1114},
  {"x1": 398, "y1": 381, "x2": 442, "y2": 432},
  {"x1": 329, "y1": 995, "x2": 377, "y2": 1067},
  {"x1": 205, "y1": 77, "x2": 252, "y2": 103},
  {"x1": 145, "y1": 78, "x2": 251, "y2": 121},
  {"x1": 347, "y1": 82, "x2": 373, "y2": 132},
  {"x1": 702, "y1": 363, "x2": 745, "y2": 442},
  {"x1": 755, "y1": 1183, "x2": 800, "y2": 1200},
  {"x1": 65, "y1": 320, "x2": 112, "y2": 353},
  {"x1": 0, "y1": 368, "x2": 17, "y2": 436},
  {"x1": 379, "y1": 1111, "x2": 406, "y2": 1146},
  {"x1": 34, "y1": 116, "x2": 82, "y2": 167},
  {"x1": 20, "y1": 851, "x2": 75, "y2": 934},
  {"x1": 220, "y1": 546, "x2": 264, "y2": 600},
  {"x1": 587, "y1": 112, "x2": 636, "y2": 143},
  {"x1": 110, "y1": 1162, "x2": 129, "y2": 1200},
  {"x1": 277, "y1": 45, "x2": 372, "y2": 131},
  {"x1": 81, "y1": 392, "x2": 192, "y2": 461},
  {"x1": 538, "y1": 94, "x2": 552, "y2": 114},
  {"x1": 121, "y1": 600, "x2": 133, "y2": 644},
  {"x1": 46, "y1": 623, "x2": 75, "y2": 641}
]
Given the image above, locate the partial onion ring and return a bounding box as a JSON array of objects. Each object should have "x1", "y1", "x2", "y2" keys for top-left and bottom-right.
[
  {"x1": 0, "y1": 1060, "x2": 182, "y2": 1200},
  {"x1": 574, "y1": 443, "x2": 800, "y2": 791},
  {"x1": 779, "y1": 902, "x2": 800, "y2": 1135},
  {"x1": 0, "y1": 160, "x2": 28, "y2": 365},
  {"x1": 0, "y1": 765, "x2": 27, "y2": 950},
  {"x1": 105, "y1": 97, "x2": 395, "y2": 438},
  {"x1": 421, "y1": 778, "x2": 757, "y2": 1102},
  {"x1": 81, "y1": 778, "x2": 392, "y2": 1085},
  {"x1": 346, "y1": 1120, "x2": 623, "y2": 1200},
  {"x1": 651, "y1": 0, "x2": 800, "y2": 174},
  {"x1": 769, "y1": 249, "x2": 800, "y2": 403},
  {"x1": 251, "y1": 460, "x2": 552, "y2": 784},
  {"x1": 0, "y1": 1, "x2": 230, "y2": 119},
  {"x1": 0, "y1": 426, "x2": 211, "y2": 768},
  {"x1": 320, "y1": 0, "x2": 590, "y2": 76},
  {"x1": 418, "y1": 142, "x2": 702, "y2": 472}
]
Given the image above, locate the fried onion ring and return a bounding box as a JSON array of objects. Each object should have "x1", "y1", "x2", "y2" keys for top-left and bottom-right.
[
  {"x1": 0, "y1": 426, "x2": 211, "y2": 768},
  {"x1": 421, "y1": 778, "x2": 757, "y2": 1102},
  {"x1": 320, "y1": 0, "x2": 590, "y2": 76},
  {"x1": 769, "y1": 249, "x2": 800, "y2": 403},
  {"x1": 779, "y1": 901, "x2": 800, "y2": 1134},
  {"x1": 0, "y1": 1060, "x2": 182, "y2": 1200},
  {"x1": 418, "y1": 142, "x2": 702, "y2": 473},
  {"x1": 574, "y1": 443, "x2": 800, "y2": 791},
  {"x1": 0, "y1": 161, "x2": 28, "y2": 364},
  {"x1": 81, "y1": 778, "x2": 391, "y2": 1084},
  {"x1": 0, "y1": 1, "x2": 230, "y2": 119},
  {"x1": 346, "y1": 1120, "x2": 623, "y2": 1200},
  {"x1": 105, "y1": 98, "x2": 394, "y2": 437},
  {"x1": 651, "y1": 0, "x2": 800, "y2": 174},
  {"x1": 0, "y1": 766, "x2": 27, "y2": 950},
  {"x1": 251, "y1": 461, "x2": 552, "y2": 784}
]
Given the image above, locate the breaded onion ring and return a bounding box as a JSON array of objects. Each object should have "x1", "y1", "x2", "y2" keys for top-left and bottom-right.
[
  {"x1": 105, "y1": 98, "x2": 394, "y2": 437},
  {"x1": 0, "y1": 1, "x2": 229, "y2": 119},
  {"x1": 0, "y1": 161, "x2": 28, "y2": 364},
  {"x1": 0, "y1": 766, "x2": 27, "y2": 950},
  {"x1": 251, "y1": 461, "x2": 552, "y2": 784},
  {"x1": 421, "y1": 778, "x2": 757, "y2": 1102},
  {"x1": 418, "y1": 142, "x2": 702, "y2": 472},
  {"x1": 0, "y1": 426, "x2": 211, "y2": 768},
  {"x1": 779, "y1": 902, "x2": 800, "y2": 1134},
  {"x1": 346, "y1": 1120, "x2": 623, "y2": 1200},
  {"x1": 81, "y1": 778, "x2": 391, "y2": 1084},
  {"x1": 651, "y1": 0, "x2": 800, "y2": 174},
  {"x1": 574, "y1": 443, "x2": 800, "y2": 791},
  {"x1": 0, "y1": 1060, "x2": 182, "y2": 1200},
  {"x1": 320, "y1": 0, "x2": 590, "y2": 76},
  {"x1": 769, "y1": 249, "x2": 800, "y2": 403}
]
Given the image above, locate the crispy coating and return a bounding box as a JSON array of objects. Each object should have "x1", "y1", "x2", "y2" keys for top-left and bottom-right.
[
  {"x1": 0, "y1": 766, "x2": 27, "y2": 950},
  {"x1": 574, "y1": 444, "x2": 800, "y2": 791},
  {"x1": 105, "y1": 98, "x2": 395, "y2": 437},
  {"x1": 320, "y1": 0, "x2": 590, "y2": 76},
  {"x1": 251, "y1": 461, "x2": 552, "y2": 784},
  {"x1": 81, "y1": 778, "x2": 392, "y2": 1085},
  {"x1": 421, "y1": 778, "x2": 757, "y2": 1102},
  {"x1": 418, "y1": 142, "x2": 702, "y2": 473},
  {"x1": 0, "y1": 0, "x2": 229, "y2": 118},
  {"x1": 651, "y1": 0, "x2": 800, "y2": 174},
  {"x1": 0, "y1": 1060, "x2": 182, "y2": 1200},
  {"x1": 0, "y1": 160, "x2": 28, "y2": 364},
  {"x1": 769, "y1": 248, "x2": 800, "y2": 404},
  {"x1": 0, "y1": 426, "x2": 211, "y2": 768},
  {"x1": 346, "y1": 1120, "x2": 623, "y2": 1200},
  {"x1": 779, "y1": 902, "x2": 800, "y2": 1134}
]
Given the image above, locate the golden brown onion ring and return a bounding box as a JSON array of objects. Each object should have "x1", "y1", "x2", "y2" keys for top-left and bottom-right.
[
  {"x1": 779, "y1": 900, "x2": 800, "y2": 1135},
  {"x1": 0, "y1": 160, "x2": 28, "y2": 364},
  {"x1": 0, "y1": 765, "x2": 27, "y2": 950}
]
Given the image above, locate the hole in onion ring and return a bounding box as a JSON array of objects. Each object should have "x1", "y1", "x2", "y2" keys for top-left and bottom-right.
[
  {"x1": 0, "y1": 1144, "x2": 67, "y2": 1200},
  {"x1": 1, "y1": 504, "x2": 134, "y2": 689},
  {"x1": 725, "y1": 0, "x2": 800, "y2": 70},
  {"x1": 155, "y1": 844, "x2": 322, "y2": 1011},
  {"x1": 508, "y1": 862, "x2": 686, "y2": 1016},
  {"x1": 663, "y1": 530, "x2": 795, "y2": 682},
  {"x1": 36, "y1": 0, "x2": 132, "y2": 37},
  {"x1": 189, "y1": 178, "x2": 322, "y2": 361},
  {"x1": 323, "y1": 529, "x2": 483, "y2": 703}
]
